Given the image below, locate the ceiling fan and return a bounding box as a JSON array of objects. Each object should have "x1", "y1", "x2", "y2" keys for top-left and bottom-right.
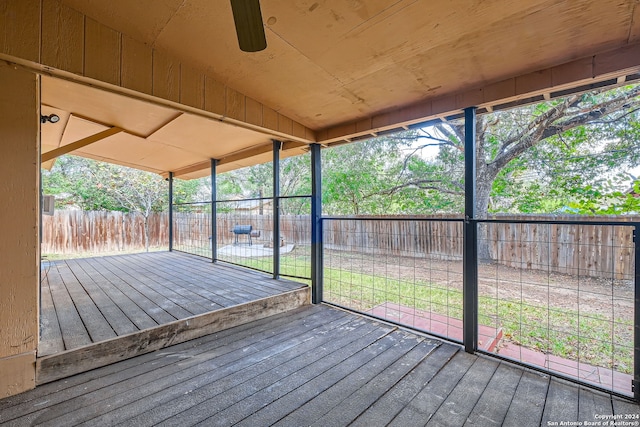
[{"x1": 230, "y1": 0, "x2": 267, "y2": 52}]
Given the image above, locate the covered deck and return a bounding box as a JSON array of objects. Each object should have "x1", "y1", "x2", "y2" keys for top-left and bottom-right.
[
  {"x1": 37, "y1": 251, "x2": 308, "y2": 384},
  {"x1": 2, "y1": 304, "x2": 638, "y2": 426}
]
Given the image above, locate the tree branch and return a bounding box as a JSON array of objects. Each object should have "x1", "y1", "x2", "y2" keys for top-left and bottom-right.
[
  {"x1": 490, "y1": 87, "x2": 640, "y2": 174},
  {"x1": 382, "y1": 179, "x2": 465, "y2": 196}
]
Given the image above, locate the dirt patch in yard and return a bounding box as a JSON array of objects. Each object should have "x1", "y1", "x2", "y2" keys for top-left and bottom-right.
[{"x1": 324, "y1": 249, "x2": 634, "y2": 318}]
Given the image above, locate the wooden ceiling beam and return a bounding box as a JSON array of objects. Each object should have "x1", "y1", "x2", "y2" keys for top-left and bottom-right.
[
  {"x1": 316, "y1": 42, "x2": 640, "y2": 144},
  {"x1": 41, "y1": 127, "x2": 123, "y2": 163},
  {"x1": 169, "y1": 140, "x2": 309, "y2": 178},
  {"x1": 168, "y1": 160, "x2": 211, "y2": 178}
]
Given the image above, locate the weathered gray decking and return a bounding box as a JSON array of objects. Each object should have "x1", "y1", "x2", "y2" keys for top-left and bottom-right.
[
  {"x1": 40, "y1": 251, "x2": 306, "y2": 356},
  {"x1": 3, "y1": 304, "x2": 637, "y2": 426},
  {"x1": 37, "y1": 251, "x2": 309, "y2": 384}
]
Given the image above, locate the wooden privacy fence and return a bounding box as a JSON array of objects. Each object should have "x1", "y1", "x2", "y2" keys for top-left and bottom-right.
[
  {"x1": 324, "y1": 215, "x2": 636, "y2": 280},
  {"x1": 172, "y1": 213, "x2": 311, "y2": 247},
  {"x1": 43, "y1": 211, "x2": 635, "y2": 279},
  {"x1": 42, "y1": 210, "x2": 168, "y2": 254}
]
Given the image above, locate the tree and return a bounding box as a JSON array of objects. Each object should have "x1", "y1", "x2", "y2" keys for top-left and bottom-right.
[
  {"x1": 321, "y1": 138, "x2": 410, "y2": 215},
  {"x1": 43, "y1": 155, "x2": 205, "y2": 252},
  {"x1": 42, "y1": 156, "x2": 123, "y2": 211},
  {"x1": 387, "y1": 83, "x2": 640, "y2": 258},
  {"x1": 102, "y1": 167, "x2": 167, "y2": 252}
]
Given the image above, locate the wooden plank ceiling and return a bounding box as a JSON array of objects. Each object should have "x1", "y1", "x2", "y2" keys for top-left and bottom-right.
[{"x1": 41, "y1": 0, "x2": 640, "y2": 178}]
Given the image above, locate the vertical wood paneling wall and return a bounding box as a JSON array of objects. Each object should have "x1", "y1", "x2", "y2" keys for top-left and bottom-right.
[{"x1": 0, "y1": 0, "x2": 315, "y2": 142}]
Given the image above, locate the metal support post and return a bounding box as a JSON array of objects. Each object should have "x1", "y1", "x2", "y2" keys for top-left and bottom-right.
[
  {"x1": 211, "y1": 159, "x2": 217, "y2": 263},
  {"x1": 311, "y1": 143, "x2": 323, "y2": 304},
  {"x1": 634, "y1": 224, "x2": 640, "y2": 401},
  {"x1": 273, "y1": 140, "x2": 281, "y2": 279},
  {"x1": 463, "y1": 107, "x2": 478, "y2": 354},
  {"x1": 168, "y1": 171, "x2": 174, "y2": 252}
]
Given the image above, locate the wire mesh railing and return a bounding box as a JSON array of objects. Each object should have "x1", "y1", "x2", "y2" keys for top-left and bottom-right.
[
  {"x1": 172, "y1": 202, "x2": 637, "y2": 397},
  {"x1": 477, "y1": 219, "x2": 636, "y2": 397},
  {"x1": 322, "y1": 217, "x2": 465, "y2": 343},
  {"x1": 172, "y1": 202, "x2": 211, "y2": 257},
  {"x1": 214, "y1": 196, "x2": 311, "y2": 282},
  {"x1": 320, "y1": 216, "x2": 637, "y2": 398},
  {"x1": 279, "y1": 196, "x2": 312, "y2": 281},
  {"x1": 215, "y1": 197, "x2": 275, "y2": 274}
]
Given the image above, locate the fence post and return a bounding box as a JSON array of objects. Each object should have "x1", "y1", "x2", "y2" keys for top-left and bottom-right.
[
  {"x1": 211, "y1": 159, "x2": 217, "y2": 263},
  {"x1": 273, "y1": 140, "x2": 281, "y2": 279},
  {"x1": 463, "y1": 107, "x2": 478, "y2": 354},
  {"x1": 168, "y1": 171, "x2": 174, "y2": 252},
  {"x1": 311, "y1": 143, "x2": 323, "y2": 304}
]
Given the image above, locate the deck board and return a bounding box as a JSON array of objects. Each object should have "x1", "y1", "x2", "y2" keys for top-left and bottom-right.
[
  {"x1": 56, "y1": 261, "x2": 117, "y2": 343},
  {"x1": 1, "y1": 306, "x2": 317, "y2": 417},
  {"x1": 47, "y1": 263, "x2": 93, "y2": 349},
  {"x1": 502, "y1": 370, "x2": 550, "y2": 426},
  {"x1": 388, "y1": 350, "x2": 477, "y2": 426},
  {"x1": 68, "y1": 259, "x2": 139, "y2": 336},
  {"x1": 94, "y1": 256, "x2": 203, "y2": 318},
  {"x1": 74, "y1": 257, "x2": 165, "y2": 328},
  {"x1": 349, "y1": 344, "x2": 459, "y2": 427},
  {"x1": 120, "y1": 314, "x2": 377, "y2": 426},
  {"x1": 464, "y1": 362, "x2": 524, "y2": 426},
  {"x1": 540, "y1": 378, "x2": 580, "y2": 425},
  {"x1": 108, "y1": 255, "x2": 221, "y2": 312},
  {"x1": 578, "y1": 387, "x2": 613, "y2": 423},
  {"x1": 38, "y1": 269, "x2": 64, "y2": 356},
  {"x1": 4, "y1": 304, "x2": 637, "y2": 426},
  {"x1": 38, "y1": 252, "x2": 306, "y2": 356},
  {"x1": 427, "y1": 356, "x2": 500, "y2": 426},
  {"x1": 303, "y1": 340, "x2": 439, "y2": 427}
]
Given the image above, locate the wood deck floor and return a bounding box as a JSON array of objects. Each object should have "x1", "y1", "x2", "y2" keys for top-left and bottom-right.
[
  {"x1": 3, "y1": 304, "x2": 637, "y2": 426},
  {"x1": 39, "y1": 251, "x2": 306, "y2": 357}
]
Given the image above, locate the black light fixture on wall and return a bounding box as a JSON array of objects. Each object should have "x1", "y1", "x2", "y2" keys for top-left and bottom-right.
[
  {"x1": 230, "y1": 0, "x2": 267, "y2": 52},
  {"x1": 41, "y1": 114, "x2": 60, "y2": 124}
]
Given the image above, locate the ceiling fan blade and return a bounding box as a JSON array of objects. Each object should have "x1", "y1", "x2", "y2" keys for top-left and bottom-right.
[{"x1": 230, "y1": 0, "x2": 267, "y2": 52}]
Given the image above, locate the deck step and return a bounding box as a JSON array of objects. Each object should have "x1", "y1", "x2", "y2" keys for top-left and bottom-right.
[{"x1": 36, "y1": 287, "x2": 309, "y2": 385}]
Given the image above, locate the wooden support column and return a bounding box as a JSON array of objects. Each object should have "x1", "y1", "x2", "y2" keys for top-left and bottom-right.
[
  {"x1": 463, "y1": 106, "x2": 478, "y2": 354},
  {"x1": 0, "y1": 63, "x2": 39, "y2": 397}
]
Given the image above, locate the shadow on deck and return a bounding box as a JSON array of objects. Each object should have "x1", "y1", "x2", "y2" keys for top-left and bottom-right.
[{"x1": 38, "y1": 251, "x2": 309, "y2": 384}]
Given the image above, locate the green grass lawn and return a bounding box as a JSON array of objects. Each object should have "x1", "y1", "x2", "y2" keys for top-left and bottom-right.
[{"x1": 319, "y1": 266, "x2": 633, "y2": 374}]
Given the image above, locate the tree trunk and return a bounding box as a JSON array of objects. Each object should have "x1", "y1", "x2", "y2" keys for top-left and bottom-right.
[
  {"x1": 144, "y1": 215, "x2": 150, "y2": 252},
  {"x1": 475, "y1": 166, "x2": 496, "y2": 263}
]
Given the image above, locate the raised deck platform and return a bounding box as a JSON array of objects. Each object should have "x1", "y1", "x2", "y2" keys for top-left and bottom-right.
[{"x1": 38, "y1": 251, "x2": 308, "y2": 383}]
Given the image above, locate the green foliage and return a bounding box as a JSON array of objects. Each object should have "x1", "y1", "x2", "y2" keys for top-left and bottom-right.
[
  {"x1": 321, "y1": 137, "x2": 409, "y2": 214},
  {"x1": 42, "y1": 155, "x2": 204, "y2": 213}
]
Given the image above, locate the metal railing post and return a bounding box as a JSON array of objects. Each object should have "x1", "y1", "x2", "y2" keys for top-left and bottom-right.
[
  {"x1": 311, "y1": 143, "x2": 323, "y2": 304},
  {"x1": 168, "y1": 171, "x2": 174, "y2": 252},
  {"x1": 463, "y1": 107, "x2": 478, "y2": 354},
  {"x1": 211, "y1": 159, "x2": 217, "y2": 263},
  {"x1": 273, "y1": 140, "x2": 281, "y2": 279},
  {"x1": 634, "y1": 224, "x2": 640, "y2": 401}
]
